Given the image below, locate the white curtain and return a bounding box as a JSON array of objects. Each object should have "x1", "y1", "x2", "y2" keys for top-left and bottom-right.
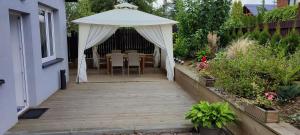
[
  {"x1": 135, "y1": 25, "x2": 175, "y2": 81},
  {"x1": 153, "y1": 46, "x2": 160, "y2": 68},
  {"x1": 77, "y1": 24, "x2": 118, "y2": 82},
  {"x1": 92, "y1": 46, "x2": 99, "y2": 69}
]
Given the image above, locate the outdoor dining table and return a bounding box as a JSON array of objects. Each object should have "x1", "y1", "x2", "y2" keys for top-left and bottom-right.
[{"x1": 106, "y1": 53, "x2": 146, "y2": 74}]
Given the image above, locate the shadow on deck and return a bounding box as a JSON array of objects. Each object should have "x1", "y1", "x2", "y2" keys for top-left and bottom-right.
[{"x1": 7, "y1": 68, "x2": 196, "y2": 135}]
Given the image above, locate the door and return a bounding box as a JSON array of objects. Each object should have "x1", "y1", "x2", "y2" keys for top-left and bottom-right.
[{"x1": 9, "y1": 13, "x2": 29, "y2": 115}]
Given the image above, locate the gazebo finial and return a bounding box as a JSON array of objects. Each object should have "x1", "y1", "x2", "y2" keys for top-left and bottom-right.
[{"x1": 114, "y1": 2, "x2": 138, "y2": 10}]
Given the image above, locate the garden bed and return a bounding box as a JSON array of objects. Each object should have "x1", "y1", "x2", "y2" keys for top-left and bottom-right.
[
  {"x1": 276, "y1": 97, "x2": 300, "y2": 129},
  {"x1": 180, "y1": 60, "x2": 300, "y2": 129},
  {"x1": 175, "y1": 64, "x2": 300, "y2": 135}
]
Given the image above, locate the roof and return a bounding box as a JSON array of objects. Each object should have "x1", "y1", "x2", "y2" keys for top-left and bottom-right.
[
  {"x1": 244, "y1": 4, "x2": 276, "y2": 16},
  {"x1": 65, "y1": 0, "x2": 78, "y2": 2},
  {"x1": 72, "y1": 3, "x2": 177, "y2": 26},
  {"x1": 114, "y1": 3, "x2": 138, "y2": 9}
]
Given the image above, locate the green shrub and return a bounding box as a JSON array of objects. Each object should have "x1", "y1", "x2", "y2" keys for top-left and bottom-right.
[
  {"x1": 258, "y1": 25, "x2": 271, "y2": 45},
  {"x1": 196, "y1": 49, "x2": 207, "y2": 62},
  {"x1": 242, "y1": 15, "x2": 257, "y2": 27},
  {"x1": 243, "y1": 29, "x2": 252, "y2": 38},
  {"x1": 249, "y1": 25, "x2": 260, "y2": 40},
  {"x1": 270, "y1": 25, "x2": 282, "y2": 47},
  {"x1": 185, "y1": 101, "x2": 235, "y2": 129},
  {"x1": 237, "y1": 28, "x2": 244, "y2": 38},
  {"x1": 208, "y1": 44, "x2": 300, "y2": 99},
  {"x1": 191, "y1": 29, "x2": 208, "y2": 51},
  {"x1": 277, "y1": 85, "x2": 300, "y2": 103},
  {"x1": 218, "y1": 30, "x2": 232, "y2": 48},
  {"x1": 174, "y1": 37, "x2": 189, "y2": 58},
  {"x1": 258, "y1": 30, "x2": 271, "y2": 45},
  {"x1": 280, "y1": 29, "x2": 300, "y2": 55},
  {"x1": 175, "y1": 0, "x2": 230, "y2": 58},
  {"x1": 280, "y1": 50, "x2": 300, "y2": 84},
  {"x1": 209, "y1": 48, "x2": 264, "y2": 98},
  {"x1": 289, "y1": 113, "x2": 300, "y2": 125},
  {"x1": 263, "y1": 6, "x2": 298, "y2": 23}
]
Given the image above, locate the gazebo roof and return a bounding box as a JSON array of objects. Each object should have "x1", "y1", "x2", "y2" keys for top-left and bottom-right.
[{"x1": 72, "y1": 3, "x2": 177, "y2": 26}]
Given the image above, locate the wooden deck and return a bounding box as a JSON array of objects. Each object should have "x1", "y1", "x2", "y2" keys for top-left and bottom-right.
[{"x1": 7, "y1": 69, "x2": 196, "y2": 135}]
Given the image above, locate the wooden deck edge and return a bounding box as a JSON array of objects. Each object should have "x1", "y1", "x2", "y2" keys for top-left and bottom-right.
[
  {"x1": 174, "y1": 64, "x2": 300, "y2": 135},
  {"x1": 5, "y1": 127, "x2": 193, "y2": 135}
]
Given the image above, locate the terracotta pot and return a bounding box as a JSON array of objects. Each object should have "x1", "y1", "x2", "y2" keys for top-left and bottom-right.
[
  {"x1": 244, "y1": 104, "x2": 279, "y2": 123},
  {"x1": 200, "y1": 75, "x2": 215, "y2": 87}
]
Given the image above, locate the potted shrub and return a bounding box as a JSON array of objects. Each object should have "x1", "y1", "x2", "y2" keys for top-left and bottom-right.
[
  {"x1": 244, "y1": 93, "x2": 279, "y2": 123},
  {"x1": 185, "y1": 101, "x2": 236, "y2": 135}
]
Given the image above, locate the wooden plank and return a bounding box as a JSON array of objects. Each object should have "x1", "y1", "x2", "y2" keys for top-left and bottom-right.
[{"x1": 7, "y1": 69, "x2": 195, "y2": 134}]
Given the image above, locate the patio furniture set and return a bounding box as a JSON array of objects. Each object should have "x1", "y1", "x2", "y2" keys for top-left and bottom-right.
[{"x1": 103, "y1": 50, "x2": 149, "y2": 75}]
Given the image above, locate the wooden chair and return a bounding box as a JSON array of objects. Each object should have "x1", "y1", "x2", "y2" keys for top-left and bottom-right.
[
  {"x1": 97, "y1": 55, "x2": 107, "y2": 71},
  {"x1": 127, "y1": 53, "x2": 140, "y2": 75},
  {"x1": 144, "y1": 54, "x2": 154, "y2": 67},
  {"x1": 111, "y1": 53, "x2": 124, "y2": 75}
]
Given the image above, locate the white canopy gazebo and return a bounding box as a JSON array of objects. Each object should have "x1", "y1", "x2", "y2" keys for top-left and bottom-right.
[{"x1": 73, "y1": 3, "x2": 177, "y2": 83}]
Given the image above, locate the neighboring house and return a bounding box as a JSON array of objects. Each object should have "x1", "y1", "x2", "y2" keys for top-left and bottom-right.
[
  {"x1": 243, "y1": 4, "x2": 276, "y2": 16},
  {"x1": 0, "y1": 0, "x2": 69, "y2": 134},
  {"x1": 278, "y1": 0, "x2": 300, "y2": 7}
]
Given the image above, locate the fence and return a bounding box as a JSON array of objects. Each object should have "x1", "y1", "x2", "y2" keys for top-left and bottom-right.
[
  {"x1": 67, "y1": 28, "x2": 155, "y2": 63},
  {"x1": 234, "y1": 20, "x2": 300, "y2": 36}
]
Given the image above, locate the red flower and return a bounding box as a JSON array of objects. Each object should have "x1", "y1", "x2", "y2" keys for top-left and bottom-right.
[{"x1": 201, "y1": 56, "x2": 207, "y2": 63}]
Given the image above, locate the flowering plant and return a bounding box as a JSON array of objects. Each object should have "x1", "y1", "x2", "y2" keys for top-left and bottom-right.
[
  {"x1": 255, "y1": 95, "x2": 273, "y2": 109},
  {"x1": 264, "y1": 92, "x2": 277, "y2": 101},
  {"x1": 254, "y1": 91, "x2": 277, "y2": 109},
  {"x1": 196, "y1": 50, "x2": 207, "y2": 62},
  {"x1": 249, "y1": 83, "x2": 276, "y2": 109},
  {"x1": 196, "y1": 56, "x2": 209, "y2": 71}
]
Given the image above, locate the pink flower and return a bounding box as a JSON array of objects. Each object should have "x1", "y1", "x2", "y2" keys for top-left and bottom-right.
[
  {"x1": 264, "y1": 92, "x2": 277, "y2": 101},
  {"x1": 196, "y1": 62, "x2": 208, "y2": 71}
]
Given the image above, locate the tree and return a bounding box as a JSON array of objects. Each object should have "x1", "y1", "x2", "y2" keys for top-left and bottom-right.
[
  {"x1": 231, "y1": 0, "x2": 244, "y2": 19},
  {"x1": 78, "y1": 0, "x2": 93, "y2": 16},
  {"x1": 90, "y1": 0, "x2": 118, "y2": 13},
  {"x1": 65, "y1": 0, "x2": 93, "y2": 33},
  {"x1": 122, "y1": 0, "x2": 156, "y2": 13},
  {"x1": 256, "y1": 0, "x2": 267, "y2": 24},
  {"x1": 154, "y1": 0, "x2": 176, "y2": 19},
  {"x1": 222, "y1": 0, "x2": 244, "y2": 29},
  {"x1": 206, "y1": 0, "x2": 231, "y2": 34},
  {"x1": 174, "y1": 0, "x2": 231, "y2": 57},
  {"x1": 65, "y1": 2, "x2": 79, "y2": 33}
]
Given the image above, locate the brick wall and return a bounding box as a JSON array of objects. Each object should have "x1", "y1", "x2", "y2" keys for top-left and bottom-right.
[{"x1": 277, "y1": 0, "x2": 288, "y2": 8}]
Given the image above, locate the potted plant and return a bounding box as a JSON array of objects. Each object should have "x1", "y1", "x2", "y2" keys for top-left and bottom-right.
[
  {"x1": 244, "y1": 93, "x2": 279, "y2": 123},
  {"x1": 185, "y1": 101, "x2": 236, "y2": 135},
  {"x1": 198, "y1": 70, "x2": 215, "y2": 87}
]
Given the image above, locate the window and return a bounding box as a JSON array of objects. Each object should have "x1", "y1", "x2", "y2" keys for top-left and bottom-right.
[
  {"x1": 289, "y1": 0, "x2": 297, "y2": 5},
  {"x1": 39, "y1": 6, "x2": 55, "y2": 63}
]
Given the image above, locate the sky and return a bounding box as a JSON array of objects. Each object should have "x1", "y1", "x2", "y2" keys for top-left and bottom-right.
[{"x1": 153, "y1": 0, "x2": 276, "y2": 8}]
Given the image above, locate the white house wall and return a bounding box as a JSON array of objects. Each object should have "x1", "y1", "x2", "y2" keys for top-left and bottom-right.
[{"x1": 0, "y1": 0, "x2": 68, "y2": 134}]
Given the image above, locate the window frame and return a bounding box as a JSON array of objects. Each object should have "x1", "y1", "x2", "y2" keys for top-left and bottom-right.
[
  {"x1": 39, "y1": 5, "x2": 56, "y2": 63},
  {"x1": 289, "y1": 0, "x2": 297, "y2": 5}
]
